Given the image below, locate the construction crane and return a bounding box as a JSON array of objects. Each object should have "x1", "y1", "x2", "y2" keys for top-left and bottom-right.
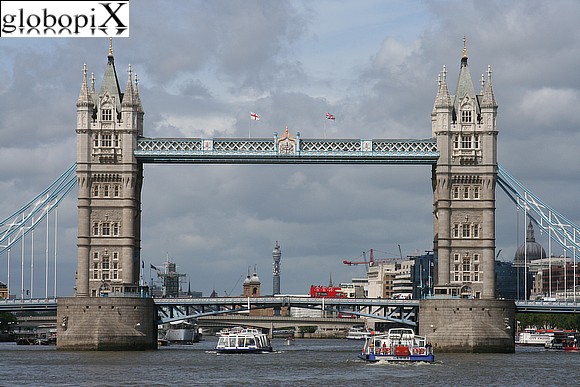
[
  {"x1": 224, "y1": 274, "x2": 243, "y2": 297},
  {"x1": 343, "y1": 248, "x2": 405, "y2": 269},
  {"x1": 343, "y1": 250, "x2": 370, "y2": 272}
]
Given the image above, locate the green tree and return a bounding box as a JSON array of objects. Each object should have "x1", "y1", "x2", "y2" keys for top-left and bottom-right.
[{"x1": 517, "y1": 313, "x2": 580, "y2": 330}]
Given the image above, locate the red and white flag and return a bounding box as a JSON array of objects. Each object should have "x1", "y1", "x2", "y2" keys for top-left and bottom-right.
[
  {"x1": 325, "y1": 112, "x2": 335, "y2": 120},
  {"x1": 250, "y1": 112, "x2": 260, "y2": 121}
]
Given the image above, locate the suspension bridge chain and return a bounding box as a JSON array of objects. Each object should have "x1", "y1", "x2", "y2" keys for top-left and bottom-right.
[
  {"x1": 497, "y1": 164, "x2": 579, "y2": 257},
  {"x1": 0, "y1": 163, "x2": 77, "y2": 255}
]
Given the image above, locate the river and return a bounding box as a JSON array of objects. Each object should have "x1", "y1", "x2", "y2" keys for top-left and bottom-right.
[{"x1": 0, "y1": 338, "x2": 578, "y2": 386}]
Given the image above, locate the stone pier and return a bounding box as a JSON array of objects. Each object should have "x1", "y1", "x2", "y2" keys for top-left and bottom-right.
[
  {"x1": 56, "y1": 297, "x2": 157, "y2": 350},
  {"x1": 418, "y1": 299, "x2": 515, "y2": 353}
]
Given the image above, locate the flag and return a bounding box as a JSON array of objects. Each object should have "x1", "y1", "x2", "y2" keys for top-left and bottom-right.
[
  {"x1": 325, "y1": 112, "x2": 335, "y2": 120},
  {"x1": 150, "y1": 264, "x2": 157, "y2": 270},
  {"x1": 250, "y1": 112, "x2": 260, "y2": 121}
]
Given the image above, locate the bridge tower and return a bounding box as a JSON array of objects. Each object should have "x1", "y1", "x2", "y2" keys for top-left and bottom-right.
[
  {"x1": 57, "y1": 41, "x2": 155, "y2": 350},
  {"x1": 431, "y1": 40, "x2": 498, "y2": 299},
  {"x1": 420, "y1": 43, "x2": 514, "y2": 353},
  {"x1": 75, "y1": 40, "x2": 144, "y2": 298}
]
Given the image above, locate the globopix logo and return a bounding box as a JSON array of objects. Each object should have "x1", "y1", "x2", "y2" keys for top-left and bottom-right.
[{"x1": 1, "y1": 1, "x2": 130, "y2": 37}]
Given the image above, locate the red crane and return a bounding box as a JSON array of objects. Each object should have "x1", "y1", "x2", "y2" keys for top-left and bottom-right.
[{"x1": 343, "y1": 248, "x2": 404, "y2": 269}]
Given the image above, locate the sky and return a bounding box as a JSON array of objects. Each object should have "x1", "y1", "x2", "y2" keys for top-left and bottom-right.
[{"x1": 0, "y1": 0, "x2": 579, "y2": 298}]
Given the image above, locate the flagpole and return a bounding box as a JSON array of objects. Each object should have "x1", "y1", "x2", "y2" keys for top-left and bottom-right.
[{"x1": 249, "y1": 117, "x2": 252, "y2": 138}]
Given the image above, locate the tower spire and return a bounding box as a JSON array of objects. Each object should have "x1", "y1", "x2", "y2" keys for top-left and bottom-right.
[
  {"x1": 77, "y1": 64, "x2": 92, "y2": 106},
  {"x1": 481, "y1": 64, "x2": 497, "y2": 108}
]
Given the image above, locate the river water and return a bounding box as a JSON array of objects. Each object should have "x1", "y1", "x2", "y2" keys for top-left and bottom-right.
[{"x1": 1, "y1": 338, "x2": 579, "y2": 386}]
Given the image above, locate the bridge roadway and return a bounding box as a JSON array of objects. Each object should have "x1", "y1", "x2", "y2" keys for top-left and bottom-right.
[{"x1": 1, "y1": 297, "x2": 580, "y2": 323}]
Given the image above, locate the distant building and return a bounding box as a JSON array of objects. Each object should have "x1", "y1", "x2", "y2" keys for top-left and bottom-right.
[
  {"x1": 513, "y1": 221, "x2": 547, "y2": 267},
  {"x1": 367, "y1": 261, "x2": 399, "y2": 298},
  {"x1": 339, "y1": 278, "x2": 367, "y2": 298},
  {"x1": 150, "y1": 259, "x2": 187, "y2": 298},
  {"x1": 495, "y1": 260, "x2": 527, "y2": 300},
  {"x1": 411, "y1": 253, "x2": 435, "y2": 299},
  {"x1": 365, "y1": 252, "x2": 434, "y2": 299},
  {"x1": 0, "y1": 281, "x2": 7, "y2": 299},
  {"x1": 243, "y1": 266, "x2": 261, "y2": 298}
]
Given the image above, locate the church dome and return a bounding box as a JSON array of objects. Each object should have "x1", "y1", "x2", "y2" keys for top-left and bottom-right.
[
  {"x1": 250, "y1": 272, "x2": 260, "y2": 285},
  {"x1": 514, "y1": 221, "x2": 546, "y2": 266},
  {"x1": 243, "y1": 275, "x2": 251, "y2": 285}
]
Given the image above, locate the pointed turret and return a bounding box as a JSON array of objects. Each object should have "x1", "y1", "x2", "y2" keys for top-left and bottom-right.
[
  {"x1": 133, "y1": 72, "x2": 144, "y2": 136},
  {"x1": 436, "y1": 65, "x2": 452, "y2": 108},
  {"x1": 432, "y1": 65, "x2": 453, "y2": 137},
  {"x1": 133, "y1": 72, "x2": 144, "y2": 113},
  {"x1": 122, "y1": 64, "x2": 135, "y2": 107},
  {"x1": 77, "y1": 64, "x2": 93, "y2": 107},
  {"x1": 481, "y1": 65, "x2": 497, "y2": 108}
]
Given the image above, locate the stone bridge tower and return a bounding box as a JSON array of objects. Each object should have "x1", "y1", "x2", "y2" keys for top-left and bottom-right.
[
  {"x1": 58, "y1": 41, "x2": 155, "y2": 351},
  {"x1": 431, "y1": 42, "x2": 498, "y2": 299},
  {"x1": 75, "y1": 40, "x2": 144, "y2": 298}
]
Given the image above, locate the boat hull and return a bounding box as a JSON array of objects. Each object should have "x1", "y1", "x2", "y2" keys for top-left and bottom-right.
[
  {"x1": 216, "y1": 347, "x2": 273, "y2": 354},
  {"x1": 358, "y1": 352, "x2": 434, "y2": 363}
]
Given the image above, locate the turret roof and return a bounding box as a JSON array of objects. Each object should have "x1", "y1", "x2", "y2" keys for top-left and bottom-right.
[{"x1": 453, "y1": 38, "x2": 480, "y2": 116}]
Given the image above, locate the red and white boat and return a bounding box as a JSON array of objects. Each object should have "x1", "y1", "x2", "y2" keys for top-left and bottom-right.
[
  {"x1": 358, "y1": 328, "x2": 434, "y2": 363},
  {"x1": 544, "y1": 330, "x2": 579, "y2": 351},
  {"x1": 516, "y1": 328, "x2": 555, "y2": 346}
]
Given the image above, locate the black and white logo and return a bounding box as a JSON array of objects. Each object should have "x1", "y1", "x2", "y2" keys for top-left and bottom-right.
[{"x1": 1, "y1": 1, "x2": 130, "y2": 37}]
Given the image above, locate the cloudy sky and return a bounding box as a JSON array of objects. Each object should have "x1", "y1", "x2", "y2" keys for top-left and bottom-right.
[{"x1": 1, "y1": 0, "x2": 579, "y2": 298}]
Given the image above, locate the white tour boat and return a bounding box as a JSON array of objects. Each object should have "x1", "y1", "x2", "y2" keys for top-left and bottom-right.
[
  {"x1": 358, "y1": 328, "x2": 434, "y2": 363},
  {"x1": 215, "y1": 328, "x2": 273, "y2": 353},
  {"x1": 515, "y1": 328, "x2": 554, "y2": 346}
]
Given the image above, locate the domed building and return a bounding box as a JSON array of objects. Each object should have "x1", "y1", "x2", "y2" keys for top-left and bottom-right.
[
  {"x1": 513, "y1": 221, "x2": 546, "y2": 267},
  {"x1": 243, "y1": 266, "x2": 261, "y2": 297}
]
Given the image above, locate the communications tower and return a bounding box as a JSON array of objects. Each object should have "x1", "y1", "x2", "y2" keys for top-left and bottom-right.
[{"x1": 272, "y1": 241, "x2": 281, "y2": 295}]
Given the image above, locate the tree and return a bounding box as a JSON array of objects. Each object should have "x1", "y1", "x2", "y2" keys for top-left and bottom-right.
[{"x1": 517, "y1": 313, "x2": 580, "y2": 330}]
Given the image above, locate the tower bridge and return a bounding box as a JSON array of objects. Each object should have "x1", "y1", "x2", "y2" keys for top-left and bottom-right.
[{"x1": 1, "y1": 41, "x2": 579, "y2": 351}]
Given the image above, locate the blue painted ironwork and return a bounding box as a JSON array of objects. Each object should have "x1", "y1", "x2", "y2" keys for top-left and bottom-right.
[
  {"x1": 153, "y1": 296, "x2": 419, "y2": 326},
  {"x1": 0, "y1": 164, "x2": 76, "y2": 255},
  {"x1": 134, "y1": 136, "x2": 439, "y2": 164},
  {"x1": 497, "y1": 165, "x2": 579, "y2": 257}
]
